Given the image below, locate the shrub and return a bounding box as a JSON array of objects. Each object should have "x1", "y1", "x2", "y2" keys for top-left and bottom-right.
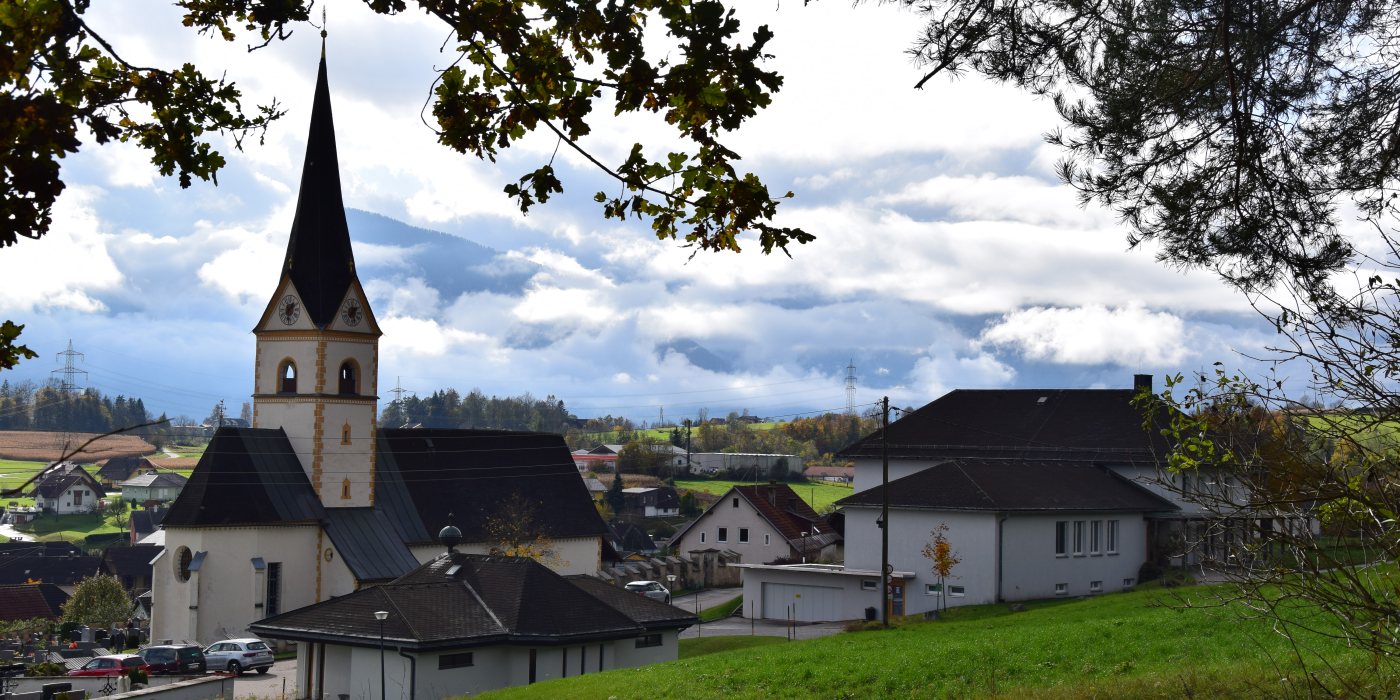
[
  {"x1": 1137, "y1": 560, "x2": 1162, "y2": 583},
  {"x1": 128, "y1": 668, "x2": 148, "y2": 686},
  {"x1": 25, "y1": 661, "x2": 66, "y2": 677}
]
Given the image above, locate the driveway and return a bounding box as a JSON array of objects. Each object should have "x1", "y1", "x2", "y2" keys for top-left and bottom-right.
[
  {"x1": 671, "y1": 586, "x2": 741, "y2": 616},
  {"x1": 229, "y1": 658, "x2": 298, "y2": 700},
  {"x1": 681, "y1": 616, "x2": 847, "y2": 640}
]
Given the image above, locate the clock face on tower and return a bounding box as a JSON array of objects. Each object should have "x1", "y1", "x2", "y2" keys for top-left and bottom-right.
[
  {"x1": 277, "y1": 295, "x2": 300, "y2": 325},
  {"x1": 341, "y1": 298, "x2": 363, "y2": 327}
]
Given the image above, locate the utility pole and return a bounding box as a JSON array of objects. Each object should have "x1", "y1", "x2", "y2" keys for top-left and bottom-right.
[
  {"x1": 880, "y1": 395, "x2": 890, "y2": 628},
  {"x1": 684, "y1": 419, "x2": 693, "y2": 473},
  {"x1": 845, "y1": 360, "x2": 857, "y2": 415}
]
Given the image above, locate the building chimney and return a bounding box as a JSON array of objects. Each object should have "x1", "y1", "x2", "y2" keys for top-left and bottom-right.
[{"x1": 1133, "y1": 374, "x2": 1153, "y2": 393}]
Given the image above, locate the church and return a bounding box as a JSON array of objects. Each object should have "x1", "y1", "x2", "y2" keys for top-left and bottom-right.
[{"x1": 150, "y1": 50, "x2": 609, "y2": 646}]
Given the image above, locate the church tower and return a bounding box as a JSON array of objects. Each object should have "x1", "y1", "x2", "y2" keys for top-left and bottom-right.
[{"x1": 252, "y1": 51, "x2": 380, "y2": 507}]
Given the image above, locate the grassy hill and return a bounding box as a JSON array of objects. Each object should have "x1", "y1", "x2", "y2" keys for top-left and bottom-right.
[{"x1": 476, "y1": 582, "x2": 1384, "y2": 699}]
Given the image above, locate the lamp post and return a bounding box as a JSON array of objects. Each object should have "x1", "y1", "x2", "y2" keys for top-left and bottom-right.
[{"x1": 374, "y1": 610, "x2": 388, "y2": 700}]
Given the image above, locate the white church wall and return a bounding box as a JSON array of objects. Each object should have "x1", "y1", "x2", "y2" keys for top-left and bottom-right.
[{"x1": 151, "y1": 525, "x2": 321, "y2": 645}]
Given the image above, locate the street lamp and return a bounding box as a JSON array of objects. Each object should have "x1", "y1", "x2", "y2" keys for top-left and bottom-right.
[{"x1": 374, "y1": 610, "x2": 388, "y2": 700}]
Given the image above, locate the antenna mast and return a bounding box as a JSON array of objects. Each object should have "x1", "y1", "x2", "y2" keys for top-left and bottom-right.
[
  {"x1": 845, "y1": 359, "x2": 857, "y2": 415},
  {"x1": 52, "y1": 340, "x2": 87, "y2": 394}
]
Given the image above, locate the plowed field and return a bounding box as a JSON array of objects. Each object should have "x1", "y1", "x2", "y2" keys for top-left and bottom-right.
[{"x1": 0, "y1": 430, "x2": 156, "y2": 461}]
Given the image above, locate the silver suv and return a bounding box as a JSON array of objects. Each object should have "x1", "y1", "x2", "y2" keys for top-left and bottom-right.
[{"x1": 202, "y1": 638, "x2": 274, "y2": 675}]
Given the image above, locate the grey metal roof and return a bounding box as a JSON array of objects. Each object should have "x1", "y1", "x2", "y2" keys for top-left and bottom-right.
[
  {"x1": 163, "y1": 428, "x2": 324, "y2": 528},
  {"x1": 322, "y1": 508, "x2": 420, "y2": 582}
]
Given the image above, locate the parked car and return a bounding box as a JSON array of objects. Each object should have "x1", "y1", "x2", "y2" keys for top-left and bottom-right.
[
  {"x1": 624, "y1": 580, "x2": 672, "y2": 604},
  {"x1": 203, "y1": 638, "x2": 274, "y2": 675},
  {"x1": 137, "y1": 644, "x2": 206, "y2": 675},
  {"x1": 67, "y1": 654, "x2": 149, "y2": 677}
]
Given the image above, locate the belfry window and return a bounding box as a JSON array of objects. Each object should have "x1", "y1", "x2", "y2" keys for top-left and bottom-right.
[
  {"x1": 278, "y1": 361, "x2": 297, "y2": 394},
  {"x1": 339, "y1": 361, "x2": 358, "y2": 395}
]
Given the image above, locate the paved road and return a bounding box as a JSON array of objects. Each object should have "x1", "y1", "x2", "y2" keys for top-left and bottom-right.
[
  {"x1": 681, "y1": 616, "x2": 847, "y2": 640},
  {"x1": 230, "y1": 659, "x2": 298, "y2": 700},
  {"x1": 672, "y1": 586, "x2": 742, "y2": 616}
]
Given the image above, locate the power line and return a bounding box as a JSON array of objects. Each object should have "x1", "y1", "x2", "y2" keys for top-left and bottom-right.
[{"x1": 51, "y1": 340, "x2": 87, "y2": 394}]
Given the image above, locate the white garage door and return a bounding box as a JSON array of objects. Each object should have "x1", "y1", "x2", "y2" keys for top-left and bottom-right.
[{"x1": 761, "y1": 582, "x2": 844, "y2": 622}]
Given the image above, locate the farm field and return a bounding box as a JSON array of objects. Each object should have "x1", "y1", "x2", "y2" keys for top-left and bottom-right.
[
  {"x1": 675, "y1": 479, "x2": 853, "y2": 512},
  {"x1": 478, "y1": 580, "x2": 1383, "y2": 699},
  {"x1": 0, "y1": 430, "x2": 155, "y2": 462},
  {"x1": 14, "y1": 511, "x2": 125, "y2": 543}
]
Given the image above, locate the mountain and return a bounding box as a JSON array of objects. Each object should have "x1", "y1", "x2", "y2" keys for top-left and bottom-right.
[{"x1": 346, "y1": 209, "x2": 538, "y2": 300}]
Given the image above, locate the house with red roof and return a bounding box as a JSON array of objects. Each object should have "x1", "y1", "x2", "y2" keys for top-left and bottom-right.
[{"x1": 670, "y1": 483, "x2": 840, "y2": 565}]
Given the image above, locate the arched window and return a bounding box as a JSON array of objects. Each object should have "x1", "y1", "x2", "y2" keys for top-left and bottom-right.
[
  {"x1": 341, "y1": 478, "x2": 352, "y2": 500},
  {"x1": 341, "y1": 422, "x2": 352, "y2": 446},
  {"x1": 278, "y1": 360, "x2": 297, "y2": 394},
  {"x1": 338, "y1": 361, "x2": 358, "y2": 395}
]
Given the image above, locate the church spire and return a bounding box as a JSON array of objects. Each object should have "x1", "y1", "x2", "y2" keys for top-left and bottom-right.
[{"x1": 283, "y1": 51, "x2": 356, "y2": 329}]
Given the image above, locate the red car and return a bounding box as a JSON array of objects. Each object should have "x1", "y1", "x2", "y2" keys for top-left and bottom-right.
[{"x1": 68, "y1": 654, "x2": 150, "y2": 677}]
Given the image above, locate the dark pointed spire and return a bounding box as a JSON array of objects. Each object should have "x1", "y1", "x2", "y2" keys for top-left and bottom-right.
[{"x1": 283, "y1": 52, "x2": 356, "y2": 328}]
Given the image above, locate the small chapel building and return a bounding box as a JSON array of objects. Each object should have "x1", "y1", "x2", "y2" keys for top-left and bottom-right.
[{"x1": 150, "y1": 50, "x2": 609, "y2": 646}]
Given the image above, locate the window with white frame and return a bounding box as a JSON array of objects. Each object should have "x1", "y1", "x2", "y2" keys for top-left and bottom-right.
[
  {"x1": 861, "y1": 580, "x2": 878, "y2": 591},
  {"x1": 1106, "y1": 520, "x2": 1119, "y2": 554},
  {"x1": 1122, "y1": 578, "x2": 1135, "y2": 589},
  {"x1": 700, "y1": 532, "x2": 706, "y2": 543},
  {"x1": 717, "y1": 527, "x2": 728, "y2": 542},
  {"x1": 948, "y1": 585, "x2": 965, "y2": 597},
  {"x1": 764, "y1": 533, "x2": 770, "y2": 546},
  {"x1": 1072, "y1": 521, "x2": 1085, "y2": 556},
  {"x1": 1055, "y1": 583, "x2": 1068, "y2": 595},
  {"x1": 1055, "y1": 521, "x2": 1068, "y2": 557},
  {"x1": 1089, "y1": 580, "x2": 1103, "y2": 593},
  {"x1": 739, "y1": 528, "x2": 749, "y2": 543},
  {"x1": 732, "y1": 497, "x2": 739, "y2": 508},
  {"x1": 1089, "y1": 520, "x2": 1102, "y2": 555},
  {"x1": 926, "y1": 583, "x2": 942, "y2": 596}
]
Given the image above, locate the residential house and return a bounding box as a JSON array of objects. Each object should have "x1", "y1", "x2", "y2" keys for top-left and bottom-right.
[
  {"x1": 671, "y1": 483, "x2": 839, "y2": 565},
  {"x1": 0, "y1": 583, "x2": 70, "y2": 623},
  {"x1": 738, "y1": 376, "x2": 1189, "y2": 622},
  {"x1": 581, "y1": 476, "x2": 607, "y2": 501},
  {"x1": 151, "y1": 51, "x2": 611, "y2": 647},
  {"x1": 101, "y1": 544, "x2": 163, "y2": 594},
  {"x1": 96, "y1": 456, "x2": 146, "y2": 487},
  {"x1": 250, "y1": 546, "x2": 696, "y2": 699},
  {"x1": 29, "y1": 463, "x2": 105, "y2": 514},
  {"x1": 621, "y1": 486, "x2": 680, "y2": 517},
  {"x1": 608, "y1": 520, "x2": 658, "y2": 556},
  {"x1": 117, "y1": 471, "x2": 187, "y2": 504},
  {"x1": 128, "y1": 506, "x2": 167, "y2": 545}
]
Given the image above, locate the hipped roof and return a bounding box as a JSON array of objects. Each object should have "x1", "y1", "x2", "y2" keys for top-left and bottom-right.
[{"x1": 838, "y1": 460, "x2": 1178, "y2": 513}]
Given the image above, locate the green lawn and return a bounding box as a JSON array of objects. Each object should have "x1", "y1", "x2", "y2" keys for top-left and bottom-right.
[
  {"x1": 476, "y1": 582, "x2": 1383, "y2": 699},
  {"x1": 698, "y1": 595, "x2": 743, "y2": 623},
  {"x1": 678, "y1": 636, "x2": 784, "y2": 659},
  {"x1": 14, "y1": 511, "x2": 125, "y2": 542},
  {"x1": 675, "y1": 479, "x2": 853, "y2": 512},
  {"x1": 0, "y1": 459, "x2": 49, "y2": 494}
]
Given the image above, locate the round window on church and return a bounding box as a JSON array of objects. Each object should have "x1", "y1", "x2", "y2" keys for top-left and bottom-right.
[{"x1": 174, "y1": 546, "x2": 192, "y2": 583}]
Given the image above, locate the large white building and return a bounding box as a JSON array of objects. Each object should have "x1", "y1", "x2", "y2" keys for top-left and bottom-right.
[{"x1": 150, "y1": 50, "x2": 610, "y2": 647}]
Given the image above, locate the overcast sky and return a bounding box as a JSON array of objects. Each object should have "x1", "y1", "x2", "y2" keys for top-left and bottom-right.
[{"x1": 0, "y1": 0, "x2": 1279, "y2": 424}]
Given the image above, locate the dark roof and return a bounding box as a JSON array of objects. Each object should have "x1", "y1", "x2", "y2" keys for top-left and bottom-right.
[
  {"x1": 0, "y1": 541, "x2": 82, "y2": 557},
  {"x1": 163, "y1": 428, "x2": 325, "y2": 528},
  {"x1": 98, "y1": 456, "x2": 142, "y2": 482},
  {"x1": 322, "y1": 508, "x2": 419, "y2": 583},
  {"x1": 31, "y1": 465, "x2": 105, "y2": 499},
  {"x1": 100, "y1": 544, "x2": 162, "y2": 582},
  {"x1": 129, "y1": 507, "x2": 167, "y2": 536},
  {"x1": 0, "y1": 583, "x2": 69, "y2": 621},
  {"x1": 374, "y1": 429, "x2": 609, "y2": 546},
  {"x1": 0, "y1": 554, "x2": 101, "y2": 586},
  {"x1": 735, "y1": 484, "x2": 826, "y2": 541},
  {"x1": 119, "y1": 472, "x2": 187, "y2": 490},
  {"x1": 837, "y1": 460, "x2": 1179, "y2": 513},
  {"x1": 283, "y1": 52, "x2": 357, "y2": 328},
  {"x1": 840, "y1": 388, "x2": 1172, "y2": 463},
  {"x1": 250, "y1": 552, "x2": 694, "y2": 650},
  {"x1": 607, "y1": 521, "x2": 656, "y2": 553}
]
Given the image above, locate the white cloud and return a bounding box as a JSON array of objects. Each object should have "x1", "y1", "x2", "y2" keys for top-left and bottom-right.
[
  {"x1": 0, "y1": 188, "x2": 123, "y2": 313},
  {"x1": 980, "y1": 304, "x2": 1190, "y2": 366}
]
